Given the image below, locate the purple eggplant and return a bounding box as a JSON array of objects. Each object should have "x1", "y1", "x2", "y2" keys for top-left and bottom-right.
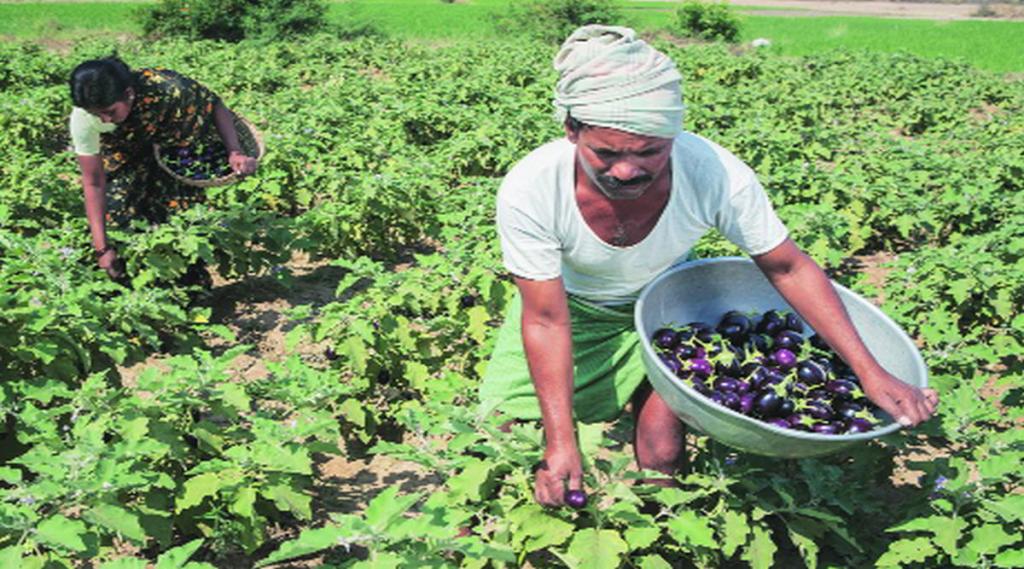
[
  {"x1": 767, "y1": 418, "x2": 792, "y2": 429},
  {"x1": 754, "y1": 390, "x2": 782, "y2": 417},
  {"x1": 812, "y1": 423, "x2": 840, "y2": 435},
  {"x1": 785, "y1": 313, "x2": 805, "y2": 333},
  {"x1": 721, "y1": 391, "x2": 742, "y2": 411},
  {"x1": 771, "y1": 348, "x2": 798, "y2": 370},
  {"x1": 714, "y1": 376, "x2": 742, "y2": 393},
  {"x1": 674, "y1": 343, "x2": 698, "y2": 360},
  {"x1": 653, "y1": 328, "x2": 679, "y2": 350},
  {"x1": 739, "y1": 392, "x2": 756, "y2": 414},
  {"x1": 659, "y1": 354, "x2": 682, "y2": 375},
  {"x1": 773, "y1": 330, "x2": 805, "y2": 352},
  {"x1": 826, "y1": 379, "x2": 858, "y2": 400},
  {"x1": 688, "y1": 358, "x2": 713, "y2": 377},
  {"x1": 836, "y1": 402, "x2": 864, "y2": 421},
  {"x1": 756, "y1": 310, "x2": 785, "y2": 335},
  {"x1": 805, "y1": 400, "x2": 834, "y2": 420},
  {"x1": 845, "y1": 417, "x2": 875, "y2": 433},
  {"x1": 796, "y1": 360, "x2": 827, "y2": 384},
  {"x1": 809, "y1": 334, "x2": 829, "y2": 351},
  {"x1": 564, "y1": 489, "x2": 588, "y2": 509}
]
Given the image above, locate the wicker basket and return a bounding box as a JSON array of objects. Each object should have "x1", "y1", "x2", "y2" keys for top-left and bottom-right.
[{"x1": 153, "y1": 113, "x2": 265, "y2": 188}]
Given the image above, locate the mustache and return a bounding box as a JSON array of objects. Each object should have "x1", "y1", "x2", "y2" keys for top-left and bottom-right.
[{"x1": 598, "y1": 174, "x2": 653, "y2": 189}]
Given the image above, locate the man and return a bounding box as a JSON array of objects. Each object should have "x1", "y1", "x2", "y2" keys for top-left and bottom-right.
[{"x1": 479, "y1": 25, "x2": 939, "y2": 507}]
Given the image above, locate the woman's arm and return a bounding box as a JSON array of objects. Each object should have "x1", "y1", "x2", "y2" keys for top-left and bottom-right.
[
  {"x1": 77, "y1": 154, "x2": 122, "y2": 279},
  {"x1": 212, "y1": 101, "x2": 258, "y2": 176},
  {"x1": 752, "y1": 239, "x2": 939, "y2": 426},
  {"x1": 516, "y1": 275, "x2": 584, "y2": 507}
]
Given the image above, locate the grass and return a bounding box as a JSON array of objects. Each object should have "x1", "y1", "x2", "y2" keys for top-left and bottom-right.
[
  {"x1": 1, "y1": 1, "x2": 1023, "y2": 73},
  {"x1": 739, "y1": 15, "x2": 1024, "y2": 74},
  {"x1": 0, "y1": 2, "x2": 140, "y2": 38}
]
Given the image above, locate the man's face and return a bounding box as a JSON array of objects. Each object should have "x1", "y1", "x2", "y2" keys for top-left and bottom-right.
[
  {"x1": 85, "y1": 88, "x2": 134, "y2": 124},
  {"x1": 567, "y1": 124, "x2": 673, "y2": 201}
]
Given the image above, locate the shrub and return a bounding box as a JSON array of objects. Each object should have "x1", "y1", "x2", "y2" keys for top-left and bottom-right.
[
  {"x1": 675, "y1": 0, "x2": 742, "y2": 43},
  {"x1": 495, "y1": 0, "x2": 623, "y2": 44},
  {"x1": 136, "y1": 0, "x2": 329, "y2": 42}
]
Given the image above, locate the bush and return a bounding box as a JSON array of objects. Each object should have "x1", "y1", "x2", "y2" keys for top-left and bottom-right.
[
  {"x1": 137, "y1": 0, "x2": 329, "y2": 42},
  {"x1": 495, "y1": 0, "x2": 623, "y2": 44},
  {"x1": 676, "y1": 0, "x2": 741, "y2": 43}
]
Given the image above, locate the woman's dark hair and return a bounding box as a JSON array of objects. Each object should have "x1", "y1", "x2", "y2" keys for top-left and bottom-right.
[{"x1": 69, "y1": 57, "x2": 134, "y2": 108}]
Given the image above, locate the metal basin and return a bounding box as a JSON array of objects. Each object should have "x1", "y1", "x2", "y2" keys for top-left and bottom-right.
[{"x1": 634, "y1": 257, "x2": 928, "y2": 458}]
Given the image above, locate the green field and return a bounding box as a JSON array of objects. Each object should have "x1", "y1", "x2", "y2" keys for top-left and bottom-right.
[
  {"x1": 1, "y1": 1, "x2": 1023, "y2": 72},
  {"x1": 3, "y1": 1, "x2": 1023, "y2": 566}
]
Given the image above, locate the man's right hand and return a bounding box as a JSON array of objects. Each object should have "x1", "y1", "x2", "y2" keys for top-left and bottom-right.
[
  {"x1": 97, "y1": 248, "x2": 124, "y2": 280},
  {"x1": 535, "y1": 444, "x2": 584, "y2": 507}
]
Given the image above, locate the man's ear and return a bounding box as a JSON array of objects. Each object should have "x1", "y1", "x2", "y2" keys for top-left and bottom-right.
[{"x1": 565, "y1": 122, "x2": 579, "y2": 143}]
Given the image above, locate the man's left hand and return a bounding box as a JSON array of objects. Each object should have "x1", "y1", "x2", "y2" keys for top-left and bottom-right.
[
  {"x1": 228, "y1": 151, "x2": 258, "y2": 177},
  {"x1": 860, "y1": 370, "x2": 939, "y2": 427}
]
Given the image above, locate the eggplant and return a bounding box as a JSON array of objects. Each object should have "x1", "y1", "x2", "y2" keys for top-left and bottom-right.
[{"x1": 653, "y1": 328, "x2": 679, "y2": 350}]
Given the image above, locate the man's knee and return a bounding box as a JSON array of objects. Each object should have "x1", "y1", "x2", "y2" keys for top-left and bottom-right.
[{"x1": 635, "y1": 429, "x2": 685, "y2": 472}]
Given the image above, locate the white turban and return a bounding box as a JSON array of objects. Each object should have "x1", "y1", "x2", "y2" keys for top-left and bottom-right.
[{"x1": 553, "y1": 25, "x2": 684, "y2": 139}]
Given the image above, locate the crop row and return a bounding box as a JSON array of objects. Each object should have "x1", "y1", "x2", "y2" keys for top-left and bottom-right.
[{"x1": 0, "y1": 35, "x2": 1021, "y2": 567}]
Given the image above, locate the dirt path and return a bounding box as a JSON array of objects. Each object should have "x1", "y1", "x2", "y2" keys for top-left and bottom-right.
[{"x1": 646, "y1": 0, "x2": 1024, "y2": 20}]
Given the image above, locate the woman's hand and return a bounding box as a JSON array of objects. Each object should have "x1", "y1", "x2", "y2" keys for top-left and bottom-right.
[
  {"x1": 96, "y1": 247, "x2": 125, "y2": 280},
  {"x1": 860, "y1": 370, "x2": 939, "y2": 427},
  {"x1": 228, "y1": 151, "x2": 258, "y2": 176},
  {"x1": 535, "y1": 443, "x2": 584, "y2": 507}
]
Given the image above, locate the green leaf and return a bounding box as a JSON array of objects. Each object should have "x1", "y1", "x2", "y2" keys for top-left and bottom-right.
[
  {"x1": 83, "y1": 504, "x2": 147, "y2": 543},
  {"x1": 363, "y1": 486, "x2": 420, "y2": 531},
  {"x1": 339, "y1": 398, "x2": 367, "y2": 429},
  {"x1": 0, "y1": 467, "x2": 22, "y2": 484},
  {"x1": 624, "y1": 526, "x2": 661, "y2": 551},
  {"x1": 255, "y1": 526, "x2": 349, "y2": 567},
  {"x1": 176, "y1": 472, "x2": 225, "y2": 512},
  {"x1": 932, "y1": 518, "x2": 968, "y2": 556},
  {"x1": 967, "y1": 524, "x2": 1018, "y2": 555},
  {"x1": 786, "y1": 518, "x2": 823, "y2": 569},
  {"x1": 666, "y1": 511, "x2": 716, "y2": 548},
  {"x1": 266, "y1": 484, "x2": 312, "y2": 519},
  {"x1": 978, "y1": 453, "x2": 1023, "y2": 480},
  {"x1": 638, "y1": 554, "x2": 673, "y2": 569},
  {"x1": 986, "y1": 495, "x2": 1024, "y2": 522},
  {"x1": 0, "y1": 546, "x2": 22, "y2": 568},
  {"x1": 721, "y1": 510, "x2": 749, "y2": 557},
  {"x1": 466, "y1": 305, "x2": 490, "y2": 343},
  {"x1": 35, "y1": 515, "x2": 87, "y2": 552},
  {"x1": 155, "y1": 538, "x2": 204, "y2": 569},
  {"x1": 216, "y1": 383, "x2": 250, "y2": 413},
  {"x1": 995, "y1": 548, "x2": 1024, "y2": 568},
  {"x1": 230, "y1": 486, "x2": 257, "y2": 520},
  {"x1": 947, "y1": 278, "x2": 974, "y2": 304},
  {"x1": 565, "y1": 529, "x2": 628, "y2": 569},
  {"x1": 447, "y1": 458, "x2": 496, "y2": 503},
  {"x1": 508, "y1": 505, "x2": 574, "y2": 551},
  {"x1": 741, "y1": 526, "x2": 778, "y2": 569},
  {"x1": 877, "y1": 537, "x2": 938, "y2": 568}
]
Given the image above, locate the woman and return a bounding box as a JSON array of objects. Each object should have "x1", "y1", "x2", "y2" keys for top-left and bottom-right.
[{"x1": 69, "y1": 57, "x2": 259, "y2": 280}]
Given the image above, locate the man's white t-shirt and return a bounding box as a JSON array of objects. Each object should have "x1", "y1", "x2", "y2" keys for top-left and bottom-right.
[
  {"x1": 496, "y1": 132, "x2": 789, "y2": 304},
  {"x1": 69, "y1": 107, "x2": 117, "y2": 156}
]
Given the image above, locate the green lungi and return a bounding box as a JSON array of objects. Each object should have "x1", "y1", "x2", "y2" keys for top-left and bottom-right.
[{"x1": 478, "y1": 293, "x2": 647, "y2": 423}]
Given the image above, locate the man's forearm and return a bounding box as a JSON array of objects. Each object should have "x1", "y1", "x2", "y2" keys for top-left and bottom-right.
[
  {"x1": 522, "y1": 320, "x2": 577, "y2": 450},
  {"x1": 763, "y1": 252, "x2": 884, "y2": 381}
]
